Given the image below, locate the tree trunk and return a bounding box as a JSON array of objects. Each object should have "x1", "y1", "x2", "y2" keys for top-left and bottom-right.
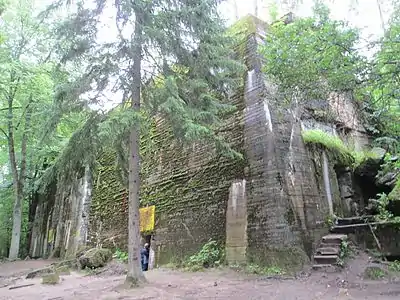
[
  {"x1": 9, "y1": 191, "x2": 23, "y2": 260},
  {"x1": 125, "y1": 10, "x2": 146, "y2": 286},
  {"x1": 8, "y1": 95, "x2": 32, "y2": 260}
]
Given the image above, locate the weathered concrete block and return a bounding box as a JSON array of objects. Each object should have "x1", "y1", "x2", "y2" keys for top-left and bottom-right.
[{"x1": 41, "y1": 273, "x2": 60, "y2": 285}]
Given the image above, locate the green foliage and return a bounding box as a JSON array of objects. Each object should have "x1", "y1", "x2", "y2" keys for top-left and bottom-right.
[
  {"x1": 389, "y1": 179, "x2": 400, "y2": 201},
  {"x1": 260, "y1": 1, "x2": 398, "y2": 147},
  {"x1": 48, "y1": 0, "x2": 244, "y2": 152},
  {"x1": 337, "y1": 240, "x2": 351, "y2": 267},
  {"x1": 113, "y1": 248, "x2": 128, "y2": 263},
  {"x1": 364, "y1": 266, "x2": 386, "y2": 280},
  {"x1": 364, "y1": 5, "x2": 400, "y2": 138},
  {"x1": 325, "y1": 213, "x2": 336, "y2": 228},
  {"x1": 302, "y1": 129, "x2": 386, "y2": 170},
  {"x1": 245, "y1": 264, "x2": 285, "y2": 276},
  {"x1": 302, "y1": 129, "x2": 354, "y2": 166},
  {"x1": 352, "y1": 150, "x2": 382, "y2": 169},
  {"x1": 375, "y1": 192, "x2": 400, "y2": 223},
  {"x1": 373, "y1": 151, "x2": 400, "y2": 222},
  {"x1": 373, "y1": 137, "x2": 399, "y2": 154},
  {"x1": 185, "y1": 239, "x2": 222, "y2": 270},
  {"x1": 377, "y1": 153, "x2": 400, "y2": 179},
  {"x1": 389, "y1": 260, "x2": 400, "y2": 272},
  {"x1": 376, "y1": 192, "x2": 392, "y2": 220},
  {"x1": 0, "y1": 0, "x2": 87, "y2": 258},
  {"x1": 226, "y1": 15, "x2": 259, "y2": 40},
  {"x1": 260, "y1": 3, "x2": 365, "y2": 103}
]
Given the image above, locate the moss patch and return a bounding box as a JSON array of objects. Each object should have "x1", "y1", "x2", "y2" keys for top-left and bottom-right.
[
  {"x1": 78, "y1": 248, "x2": 113, "y2": 269},
  {"x1": 245, "y1": 264, "x2": 285, "y2": 276},
  {"x1": 247, "y1": 246, "x2": 309, "y2": 274},
  {"x1": 90, "y1": 91, "x2": 246, "y2": 259},
  {"x1": 41, "y1": 273, "x2": 60, "y2": 285},
  {"x1": 302, "y1": 129, "x2": 354, "y2": 166},
  {"x1": 363, "y1": 266, "x2": 387, "y2": 280},
  {"x1": 389, "y1": 178, "x2": 400, "y2": 201},
  {"x1": 56, "y1": 265, "x2": 71, "y2": 275}
]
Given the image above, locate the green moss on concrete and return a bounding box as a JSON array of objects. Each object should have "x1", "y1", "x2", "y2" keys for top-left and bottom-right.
[
  {"x1": 226, "y1": 15, "x2": 268, "y2": 63},
  {"x1": 302, "y1": 129, "x2": 354, "y2": 166},
  {"x1": 226, "y1": 15, "x2": 259, "y2": 39},
  {"x1": 247, "y1": 246, "x2": 309, "y2": 273},
  {"x1": 56, "y1": 265, "x2": 71, "y2": 275},
  {"x1": 41, "y1": 273, "x2": 60, "y2": 285},
  {"x1": 90, "y1": 91, "x2": 246, "y2": 260}
]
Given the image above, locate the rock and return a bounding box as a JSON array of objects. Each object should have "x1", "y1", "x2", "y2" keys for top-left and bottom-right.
[
  {"x1": 371, "y1": 147, "x2": 387, "y2": 160},
  {"x1": 26, "y1": 266, "x2": 55, "y2": 279},
  {"x1": 41, "y1": 273, "x2": 60, "y2": 285},
  {"x1": 355, "y1": 147, "x2": 386, "y2": 178},
  {"x1": 376, "y1": 171, "x2": 400, "y2": 188},
  {"x1": 75, "y1": 245, "x2": 91, "y2": 258},
  {"x1": 78, "y1": 248, "x2": 112, "y2": 269}
]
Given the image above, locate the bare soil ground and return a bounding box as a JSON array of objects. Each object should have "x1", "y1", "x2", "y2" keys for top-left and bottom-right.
[{"x1": 1, "y1": 254, "x2": 400, "y2": 300}]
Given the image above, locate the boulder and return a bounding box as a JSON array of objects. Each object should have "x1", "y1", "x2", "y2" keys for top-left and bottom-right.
[
  {"x1": 355, "y1": 147, "x2": 386, "y2": 178},
  {"x1": 75, "y1": 245, "x2": 91, "y2": 258},
  {"x1": 78, "y1": 248, "x2": 112, "y2": 269},
  {"x1": 376, "y1": 171, "x2": 399, "y2": 188}
]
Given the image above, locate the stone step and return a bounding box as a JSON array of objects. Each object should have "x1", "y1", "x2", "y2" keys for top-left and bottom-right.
[
  {"x1": 319, "y1": 242, "x2": 340, "y2": 248},
  {"x1": 330, "y1": 225, "x2": 351, "y2": 234},
  {"x1": 316, "y1": 247, "x2": 340, "y2": 256},
  {"x1": 313, "y1": 255, "x2": 338, "y2": 265},
  {"x1": 336, "y1": 215, "x2": 375, "y2": 226},
  {"x1": 312, "y1": 264, "x2": 336, "y2": 271},
  {"x1": 322, "y1": 234, "x2": 347, "y2": 245}
]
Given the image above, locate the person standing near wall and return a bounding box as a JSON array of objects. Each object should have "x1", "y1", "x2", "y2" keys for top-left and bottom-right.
[{"x1": 140, "y1": 243, "x2": 150, "y2": 271}]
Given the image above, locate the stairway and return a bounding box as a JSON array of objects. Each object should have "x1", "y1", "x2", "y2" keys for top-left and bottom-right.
[
  {"x1": 330, "y1": 215, "x2": 376, "y2": 234},
  {"x1": 312, "y1": 234, "x2": 348, "y2": 270},
  {"x1": 312, "y1": 216, "x2": 376, "y2": 270}
]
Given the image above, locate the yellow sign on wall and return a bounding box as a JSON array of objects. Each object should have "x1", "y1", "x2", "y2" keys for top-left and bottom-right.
[
  {"x1": 140, "y1": 205, "x2": 155, "y2": 232},
  {"x1": 48, "y1": 229, "x2": 54, "y2": 243}
]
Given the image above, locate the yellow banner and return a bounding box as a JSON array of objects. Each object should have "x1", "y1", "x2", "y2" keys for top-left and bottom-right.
[
  {"x1": 47, "y1": 229, "x2": 54, "y2": 243},
  {"x1": 140, "y1": 205, "x2": 155, "y2": 232}
]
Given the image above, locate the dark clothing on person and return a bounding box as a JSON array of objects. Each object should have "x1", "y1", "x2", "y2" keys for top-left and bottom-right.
[{"x1": 140, "y1": 247, "x2": 150, "y2": 271}]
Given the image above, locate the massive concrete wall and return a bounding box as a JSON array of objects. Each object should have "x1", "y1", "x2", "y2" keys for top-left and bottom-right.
[
  {"x1": 89, "y1": 95, "x2": 246, "y2": 264},
  {"x1": 87, "y1": 17, "x2": 343, "y2": 267},
  {"x1": 29, "y1": 167, "x2": 92, "y2": 259},
  {"x1": 241, "y1": 24, "x2": 329, "y2": 267},
  {"x1": 29, "y1": 15, "x2": 370, "y2": 266}
]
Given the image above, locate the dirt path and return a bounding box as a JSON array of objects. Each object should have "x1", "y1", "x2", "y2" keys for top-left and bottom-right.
[
  {"x1": 1, "y1": 258, "x2": 400, "y2": 299},
  {"x1": 0, "y1": 259, "x2": 57, "y2": 278}
]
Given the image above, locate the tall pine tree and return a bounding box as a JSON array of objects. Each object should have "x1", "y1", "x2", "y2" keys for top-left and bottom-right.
[{"x1": 47, "y1": 0, "x2": 243, "y2": 285}]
